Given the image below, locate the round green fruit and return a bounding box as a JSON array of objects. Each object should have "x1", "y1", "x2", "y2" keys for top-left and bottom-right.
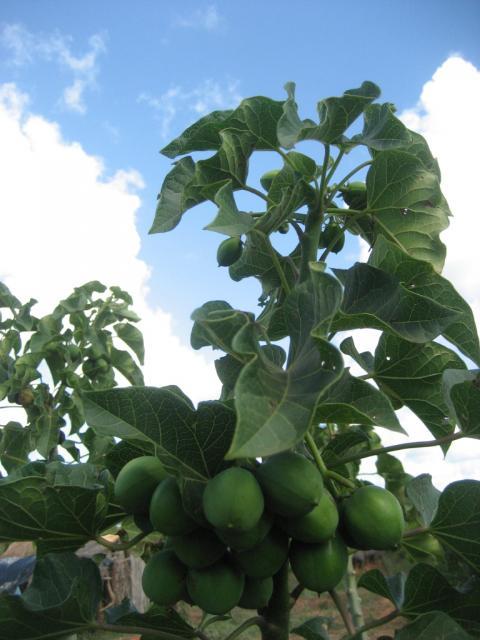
[
  {"x1": 217, "y1": 511, "x2": 273, "y2": 551},
  {"x1": 340, "y1": 181, "x2": 367, "y2": 209},
  {"x1": 279, "y1": 491, "x2": 339, "y2": 543},
  {"x1": 187, "y1": 561, "x2": 245, "y2": 614},
  {"x1": 238, "y1": 576, "x2": 273, "y2": 609},
  {"x1": 318, "y1": 222, "x2": 345, "y2": 253},
  {"x1": 342, "y1": 485, "x2": 404, "y2": 550},
  {"x1": 149, "y1": 477, "x2": 197, "y2": 535},
  {"x1": 404, "y1": 532, "x2": 444, "y2": 561},
  {"x1": 290, "y1": 536, "x2": 348, "y2": 593},
  {"x1": 277, "y1": 222, "x2": 289, "y2": 234},
  {"x1": 260, "y1": 169, "x2": 280, "y2": 191},
  {"x1": 171, "y1": 528, "x2": 226, "y2": 569},
  {"x1": 256, "y1": 451, "x2": 323, "y2": 517},
  {"x1": 142, "y1": 550, "x2": 187, "y2": 605},
  {"x1": 217, "y1": 237, "x2": 243, "y2": 267},
  {"x1": 233, "y1": 528, "x2": 289, "y2": 579},
  {"x1": 203, "y1": 467, "x2": 264, "y2": 532},
  {"x1": 114, "y1": 456, "x2": 168, "y2": 514}
]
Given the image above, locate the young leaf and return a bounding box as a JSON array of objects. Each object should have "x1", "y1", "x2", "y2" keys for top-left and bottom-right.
[
  {"x1": 430, "y1": 480, "x2": 480, "y2": 573},
  {"x1": 204, "y1": 180, "x2": 255, "y2": 236},
  {"x1": 406, "y1": 474, "x2": 441, "y2": 527},
  {"x1": 353, "y1": 102, "x2": 412, "y2": 150},
  {"x1": 442, "y1": 369, "x2": 480, "y2": 437}
]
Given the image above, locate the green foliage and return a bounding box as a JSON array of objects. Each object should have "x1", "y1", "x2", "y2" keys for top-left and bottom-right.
[{"x1": 1, "y1": 80, "x2": 479, "y2": 640}]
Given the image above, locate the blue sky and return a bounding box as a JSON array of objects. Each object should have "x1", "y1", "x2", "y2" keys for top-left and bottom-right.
[{"x1": 1, "y1": 1, "x2": 480, "y2": 487}]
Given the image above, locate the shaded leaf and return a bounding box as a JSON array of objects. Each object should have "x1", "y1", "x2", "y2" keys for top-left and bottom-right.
[
  {"x1": 109, "y1": 346, "x2": 144, "y2": 386},
  {"x1": 443, "y1": 369, "x2": 480, "y2": 437},
  {"x1": 430, "y1": 480, "x2": 480, "y2": 573},
  {"x1": 332, "y1": 263, "x2": 459, "y2": 343},
  {"x1": 107, "y1": 602, "x2": 195, "y2": 638},
  {"x1": 204, "y1": 180, "x2": 255, "y2": 236},
  {"x1": 150, "y1": 156, "x2": 197, "y2": 233},
  {"x1": 114, "y1": 322, "x2": 145, "y2": 365},
  {"x1": 0, "y1": 422, "x2": 30, "y2": 472},
  {"x1": 291, "y1": 616, "x2": 331, "y2": 640},
  {"x1": 358, "y1": 569, "x2": 405, "y2": 608},
  {"x1": 84, "y1": 387, "x2": 235, "y2": 482},
  {"x1": 395, "y1": 611, "x2": 475, "y2": 640},
  {"x1": 406, "y1": 475, "x2": 440, "y2": 527},
  {"x1": 314, "y1": 369, "x2": 403, "y2": 432},
  {"x1": 373, "y1": 334, "x2": 465, "y2": 440},
  {"x1": 353, "y1": 103, "x2": 412, "y2": 150}
]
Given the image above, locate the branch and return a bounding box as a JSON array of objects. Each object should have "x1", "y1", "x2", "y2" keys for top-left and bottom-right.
[
  {"x1": 329, "y1": 588, "x2": 356, "y2": 636},
  {"x1": 242, "y1": 184, "x2": 269, "y2": 202},
  {"x1": 265, "y1": 236, "x2": 291, "y2": 295},
  {"x1": 224, "y1": 616, "x2": 266, "y2": 640},
  {"x1": 329, "y1": 432, "x2": 466, "y2": 467},
  {"x1": 305, "y1": 432, "x2": 356, "y2": 490},
  {"x1": 403, "y1": 526, "x2": 429, "y2": 539},
  {"x1": 343, "y1": 609, "x2": 400, "y2": 639}
]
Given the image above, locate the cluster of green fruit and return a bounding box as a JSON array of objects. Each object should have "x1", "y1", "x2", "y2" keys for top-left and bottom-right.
[{"x1": 114, "y1": 451, "x2": 404, "y2": 615}]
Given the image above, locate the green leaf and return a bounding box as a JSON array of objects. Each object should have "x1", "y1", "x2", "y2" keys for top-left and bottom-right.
[
  {"x1": 369, "y1": 236, "x2": 480, "y2": 365},
  {"x1": 406, "y1": 474, "x2": 440, "y2": 527},
  {"x1": 278, "y1": 81, "x2": 380, "y2": 148},
  {"x1": 0, "y1": 282, "x2": 22, "y2": 309},
  {"x1": 358, "y1": 569, "x2": 405, "y2": 608},
  {"x1": 291, "y1": 616, "x2": 331, "y2": 640},
  {"x1": 0, "y1": 552, "x2": 102, "y2": 640},
  {"x1": 332, "y1": 263, "x2": 459, "y2": 343},
  {"x1": 191, "y1": 301, "x2": 254, "y2": 353},
  {"x1": 320, "y1": 426, "x2": 371, "y2": 465},
  {"x1": 109, "y1": 345, "x2": 144, "y2": 386},
  {"x1": 373, "y1": 334, "x2": 465, "y2": 440},
  {"x1": 150, "y1": 156, "x2": 197, "y2": 233},
  {"x1": 204, "y1": 180, "x2": 256, "y2": 236},
  {"x1": 161, "y1": 109, "x2": 235, "y2": 157},
  {"x1": 396, "y1": 611, "x2": 475, "y2": 640},
  {"x1": 0, "y1": 422, "x2": 30, "y2": 472},
  {"x1": 33, "y1": 412, "x2": 61, "y2": 458},
  {"x1": 376, "y1": 453, "x2": 412, "y2": 499},
  {"x1": 402, "y1": 563, "x2": 480, "y2": 634},
  {"x1": 364, "y1": 149, "x2": 449, "y2": 271},
  {"x1": 0, "y1": 462, "x2": 109, "y2": 553},
  {"x1": 84, "y1": 387, "x2": 235, "y2": 482},
  {"x1": 114, "y1": 322, "x2": 145, "y2": 365},
  {"x1": 339, "y1": 337, "x2": 374, "y2": 374},
  {"x1": 107, "y1": 603, "x2": 195, "y2": 638},
  {"x1": 442, "y1": 369, "x2": 480, "y2": 437},
  {"x1": 314, "y1": 369, "x2": 404, "y2": 433},
  {"x1": 353, "y1": 103, "x2": 412, "y2": 150},
  {"x1": 430, "y1": 480, "x2": 480, "y2": 573},
  {"x1": 227, "y1": 269, "x2": 344, "y2": 458}
]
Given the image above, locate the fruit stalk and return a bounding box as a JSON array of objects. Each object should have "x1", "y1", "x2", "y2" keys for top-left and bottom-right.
[{"x1": 259, "y1": 562, "x2": 290, "y2": 640}]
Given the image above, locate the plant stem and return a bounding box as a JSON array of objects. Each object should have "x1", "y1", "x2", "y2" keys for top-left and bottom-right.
[
  {"x1": 224, "y1": 616, "x2": 266, "y2": 640},
  {"x1": 95, "y1": 530, "x2": 148, "y2": 551},
  {"x1": 343, "y1": 609, "x2": 400, "y2": 639},
  {"x1": 329, "y1": 432, "x2": 465, "y2": 467},
  {"x1": 265, "y1": 236, "x2": 291, "y2": 295},
  {"x1": 329, "y1": 588, "x2": 355, "y2": 636},
  {"x1": 289, "y1": 583, "x2": 304, "y2": 609},
  {"x1": 305, "y1": 432, "x2": 356, "y2": 490},
  {"x1": 326, "y1": 160, "x2": 372, "y2": 205},
  {"x1": 403, "y1": 526, "x2": 429, "y2": 539},
  {"x1": 243, "y1": 184, "x2": 270, "y2": 202},
  {"x1": 260, "y1": 562, "x2": 290, "y2": 640},
  {"x1": 345, "y1": 556, "x2": 366, "y2": 638},
  {"x1": 325, "y1": 149, "x2": 345, "y2": 185}
]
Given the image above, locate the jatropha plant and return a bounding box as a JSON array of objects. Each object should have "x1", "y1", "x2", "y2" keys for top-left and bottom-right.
[{"x1": 1, "y1": 82, "x2": 479, "y2": 640}]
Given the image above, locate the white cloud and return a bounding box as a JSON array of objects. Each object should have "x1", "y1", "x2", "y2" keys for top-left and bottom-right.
[
  {"x1": 139, "y1": 79, "x2": 241, "y2": 139},
  {"x1": 0, "y1": 83, "x2": 220, "y2": 405},
  {"x1": 0, "y1": 24, "x2": 106, "y2": 114},
  {"x1": 353, "y1": 56, "x2": 480, "y2": 489},
  {"x1": 174, "y1": 5, "x2": 223, "y2": 31}
]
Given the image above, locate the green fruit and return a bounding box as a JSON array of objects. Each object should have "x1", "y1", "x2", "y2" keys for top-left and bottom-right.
[
  {"x1": 279, "y1": 491, "x2": 339, "y2": 543},
  {"x1": 260, "y1": 169, "x2": 280, "y2": 191},
  {"x1": 149, "y1": 477, "x2": 197, "y2": 535},
  {"x1": 114, "y1": 456, "x2": 168, "y2": 514},
  {"x1": 142, "y1": 550, "x2": 187, "y2": 605},
  {"x1": 217, "y1": 511, "x2": 273, "y2": 551},
  {"x1": 238, "y1": 576, "x2": 273, "y2": 609},
  {"x1": 318, "y1": 222, "x2": 345, "y2": 253},
  {"x1": 171, "y1": 528, "x2": 226, "y2": 569},
  {"x1": 403, "y1": 532, "x2": 444, "y2": 561},
  {"x1": 340, "y1": 181, "x2": 367, "y2": 209},
  {"x1": 290, "y1": 537, "x2": 348, "y2": 592},
  {"x1": 133, "y1": 513, "x2": 154, "y2": 534},
  {"x1": 187, "y1": 561, "x2": 245, "y2": 614},
  {"x1": 217, "y1": 237, "x2": 243, "y2": 267},
  {"x1": 203, "y1": 467, "x2": 264, "y2": 532},
  {"x1": 234, "y1": 528, "x2": 289, "y2": 579},
  {"x1": 278, "y1": 222, "x2": 289, "y2": 234},
  {"x1": 342, "y1": 485, "x2": 404, "y2": 550},
  {"x1": 256, "y1": 451, "x2": 324, "y2": 517}
]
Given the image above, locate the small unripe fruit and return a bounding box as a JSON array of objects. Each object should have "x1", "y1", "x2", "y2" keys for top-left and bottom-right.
[
  {"x1": 114, "y1": 456, "x2": 167, "y2": 514},
  {"x1": 142, "y1": 550, "x2": 187, "y2": 605},
  {"x1": 217, "y1": 237, "x2": 243, "y2": 267}
]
